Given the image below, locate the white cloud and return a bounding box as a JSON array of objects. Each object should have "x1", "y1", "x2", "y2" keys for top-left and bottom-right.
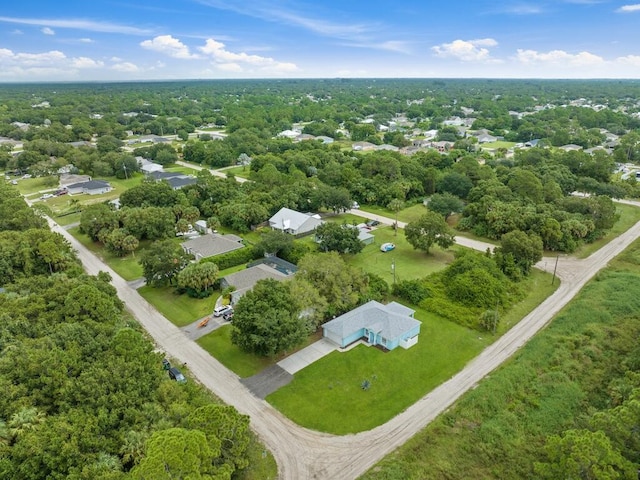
[
  {"x1": 111, "y1": 62, "x2": 139, "y2": 72},
  {"x1": 0, "y1": 47, "x2": 107, "y2": 79},
  {"x1": 432, "y1": 38, "x2": 499, "y2": 62},
  {"x1": 41, "y1": 27, "x2": 55, "y2": 35},
  {"x1": 79, "y1": 38, "x2": 93, "y2": 43},
  {"x1": 515, "y1": 49, "x2": 605, "y2": 66},
  {"x1": 344, "y1": 40, "x2": 412, "y2": 54},
  {"x1": 71, "y1": 57, "x2": 104, "y2": 69},
  {"x1": 615, "y1": 55, "x2": 640, "y2": 66},
  {"x1": 196, "y1": 0, "x2": 373, "y2": 40},
  {"x1": 140, "y1": 35, "x2": 199, "y2": 59},
  {"x1": 11, "y1": 29, "x2": 23, "y2": 35},
  {"x1": 617, "y1": 4, "x2": 640, "y2": 12},
  {"x1": 0, "y1": 16, "x2": 152, "y2": 35},
  {"x1": 199, "y1": 38, "x2": 297, "y2": 72}
]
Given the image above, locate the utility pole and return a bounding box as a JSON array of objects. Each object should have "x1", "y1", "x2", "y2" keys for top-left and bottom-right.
[
  {"x1": 392, "y1": 258, "x2": 396, "y2": 285},
  {"x1": 123, "y1": 164, "x2": 128, "y2": 180},
  {"x1": 551, "y1": 254, "x2": 559, "y2": 285}
]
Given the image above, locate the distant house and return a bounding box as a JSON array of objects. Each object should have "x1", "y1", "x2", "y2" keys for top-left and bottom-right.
[
  {"x1": 558, "y1": 144, "x2": 583, "y2": 152},
  {"x1": 181, "y1": 233, "x2": 244, "y2": 261},
  {"x1": 525, "y1": 139, "x2": 541, "y2": 148},
  {"x1": 220, "y1": 258, "x2": 297, "y2": 304},
  {"x1": 66, "y1": 180, "x2": 112, "y2": 195},
  {"x1": 352, "y1": 141, "x2": 377, "y2": 151},
  {"x1": 60, "y1": 174, "x2": 91, "y2": 188},
  {"x1": 166, "y1": 176, "x2": 197, "y2": 190},
  {"x1": 137, "y1": 156, "x2": 163, "y2": 174},
  {"x1": 476, "y1": 133, "x2": 498, "y2": 144},
  {"x1": 147, "y1": 170, "x2": 197, "y2": 190},
  {"x1": 322, "y1": 300, "x2": 421, "y2": 351},
  {"x1": 354, "y1": 224, "x2": 375, "y2": 245},
  {"x1": 269, "y1": 207, "x2": 323, "y2": 235}
]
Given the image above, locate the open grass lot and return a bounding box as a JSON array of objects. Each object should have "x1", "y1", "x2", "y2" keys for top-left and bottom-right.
[
  {"x1": 267, "y1": 269, "x2": 557, "y2": 435},
  {"x1": 222, "y1": 166, "x2": 251, "y2": 179},
  {"x1": 54, "y1": 211, "x2": 82, "y2": 226},
  {"x1": 198, "y1": 327, "x2": 323, "y2": 378},
  {"x1": 360, "y1": 241, "x2": 640, "y2": 479},
  {"x1": 480, "y1": 140, "x2": 517, "y2": 149},
  {"x1": 360, "y1": 203, "x2": 427, "y2": 225},
  {"x1": 348, "y1": 225, "x2": 455, "y2": 284},
  {"x1": 267, "y1": 306, "x2": 491, "y2": 435},
  {"x1": 138, "y1": 285, "x2": 218, "y2": 327},
  {"x1": 68, "y1": 226, "x2": 144, "y2": 280},
  {"x1": 197, "y1": 325, "x2": 275, "y2": 377}
]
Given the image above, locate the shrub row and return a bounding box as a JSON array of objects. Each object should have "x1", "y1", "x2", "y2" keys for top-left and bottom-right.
[{"x1": 201, "y1": 245, "x2": 262, "y2": 270}]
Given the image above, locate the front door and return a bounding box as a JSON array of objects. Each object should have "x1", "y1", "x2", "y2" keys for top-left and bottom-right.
[{"x1": 368, "y1": 330, "x2": 375, "y2": 344}]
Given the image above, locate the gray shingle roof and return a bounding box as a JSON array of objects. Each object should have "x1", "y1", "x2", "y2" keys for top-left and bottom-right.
[
  {"x1": 323, "y1": 301, "x2": 420, "y2": 342},
  {"x1": 221, "y1": 264, "x2": 289, "y2": 294},
  {"x1": 182, "y1": 233, "x2": 244, "y2": 259}
]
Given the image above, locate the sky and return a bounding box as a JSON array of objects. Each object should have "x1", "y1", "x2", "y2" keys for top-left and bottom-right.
[{"x1": 0, "y1": 0, "x2": 640, "y2": 82}]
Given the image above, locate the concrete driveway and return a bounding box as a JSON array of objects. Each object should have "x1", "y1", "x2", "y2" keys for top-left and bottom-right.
[{"x1": 277, "y1": 338, "x2": 337, "y2": 374}]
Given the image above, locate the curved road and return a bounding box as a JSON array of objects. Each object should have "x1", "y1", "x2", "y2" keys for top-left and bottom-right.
[{"x1": 47, "y1": 198, "x2": 640, "y2": 480}]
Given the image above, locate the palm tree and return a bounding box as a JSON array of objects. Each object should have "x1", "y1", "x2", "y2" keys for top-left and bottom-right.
[
  {"x1": 8, "y1": 407, "x2": 45, "y2": 440},
  {"x1": 387, "y1": 198, "x2": 404, "y2": 237}
]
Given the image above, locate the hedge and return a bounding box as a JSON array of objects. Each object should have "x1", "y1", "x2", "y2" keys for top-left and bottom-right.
[{"x1": 201, "y1": 245, "x2": 262, "y2": 270}]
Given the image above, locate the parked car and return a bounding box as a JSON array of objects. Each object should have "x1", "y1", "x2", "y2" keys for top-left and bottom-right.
[
  {"x1": 351, "y1": 201, "x2": 360, "y2": 209},
  {"x1": 380, "y1": 242, "x2": 396, "y2": 252},
  {"x1": 222, "y1": 311, "x2": 234, "y2": 322},
  {"x1": 213, "y1": 305, "x2": 233, "y2": 317},
  {"x1": 40, "y1": 193, "x2": 54, "y2": 200},
  {"x1": 54, "y1": 189, "x2": 68, "y2": 196},
  {"x1": 168, "y1": 367, "x2": 186, "y2": 383},
  {"x1": 366, "y1": 220, "x2": 380, "y2": 227}
]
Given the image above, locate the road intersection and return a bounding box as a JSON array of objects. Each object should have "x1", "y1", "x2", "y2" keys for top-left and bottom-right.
[{"x1": 47, "y1": 198, "x2": 640, "y2": 479}]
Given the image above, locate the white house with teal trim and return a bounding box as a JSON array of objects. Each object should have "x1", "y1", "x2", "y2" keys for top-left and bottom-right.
[{"x1": 322, "y1": 301, "x2": 421, "y2": 351}]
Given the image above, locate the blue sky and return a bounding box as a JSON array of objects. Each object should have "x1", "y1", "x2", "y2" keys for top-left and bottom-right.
[{"x1": 0, "y1": 1, "x2": 639, "y2": 81}]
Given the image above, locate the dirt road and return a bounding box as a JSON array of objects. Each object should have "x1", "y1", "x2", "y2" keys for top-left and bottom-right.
[{"x1": 48, "y1": 203, "x2": 640, "y2": 479}]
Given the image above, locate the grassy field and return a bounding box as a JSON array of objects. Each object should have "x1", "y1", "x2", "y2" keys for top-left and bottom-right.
[
  {"x1": 347, "y1": 225, "x2": 455, "y2": 284},
  {"x1": 360, "y1": 241, "x2": 640, "y2": 479},
  {"x1": 198, "y1": 327, "x2": 323, "y2": 378},
  {"x1": 222, "y1": 166, "x2": 251, "y2": 179},
  {"x1": 68, "y1": 227, "x2": 144, "y2": 280},
  {"x1": 138, "y1": 285, "x2": 218, "y2": 327},
  {"x1": 479, "y1": 141, "x2": 517, "y2": 149},
  {"x1": 267, "y1": 269, "x2": 557, "y2": 434}
]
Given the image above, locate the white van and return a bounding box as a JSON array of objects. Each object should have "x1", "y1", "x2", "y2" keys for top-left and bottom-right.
[{"x1": 213, "y1": 305, "x2": 233, "y2": 317}]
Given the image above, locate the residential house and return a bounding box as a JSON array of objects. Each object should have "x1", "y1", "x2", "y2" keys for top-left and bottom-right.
[
  {"x1": 269, "y1": 207, "x2": 323, "y2": 236},
  {"x1": 322, "y1": 300, "x2": 421, "y2": 351},
  {"x1": 558, "y1": 144, "x2": 583, "y2": 152},
  {"x1": 352, "y1": 141, "x2": 377, "y2": 151},
  {"x1": 147, "y1": 170, "x2": 197, "y2": 190},
  {"x1": 137, "y1": 157, "x2": 163, "y2": 174},
  {"x1": 181, "y1": 233, "x2": 244, "y2": 261},
  {"x1": 220, "y1": 258, "x2": 297, "y2": 304},
  {"x1": 59, "y1": 174, "x2": 91, "y2": 188},
  {"x1": 66, "y1": 180, "x2": 112, "y2": 195}
]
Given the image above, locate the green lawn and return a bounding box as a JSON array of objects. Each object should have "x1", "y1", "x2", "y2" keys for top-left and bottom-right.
[
  {"x1": 197, "y1": 326, "x2": 275, "y2": 377},
  {"x1": 54, "y1": 211, "x2": 82, "y2": 226},
  {"x1": 266, "y1": 268, "x2": 557, "y2": 434},
  {"x1": 347, "y1": 225, "x2": 455, "y2": 284},
  {"x1": 479, "y1": 141, "x2": 517, "y2": 149},
  {"x1": 267, "y1": 305, "x2": 491, "y2": 434},
  {"x1": 198, "y1": 327, "x2": 323, "y2": 378},
  {"x1": 221, "y1": 166, "x2": 251, "y2": 179},
  {"x1": 360, "y1": 202, "x2": 428, "y2": 225},
  {"x1": 138, "y1": 285, "x2": 218, "y2": 327},
  {"x1": 68, "y1": 227, "x2": 144, "y2": 280}
]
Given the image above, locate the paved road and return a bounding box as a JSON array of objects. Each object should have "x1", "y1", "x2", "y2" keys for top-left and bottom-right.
[{"x1": 47, "y1": 198, "x2": 640, "y2": 479}]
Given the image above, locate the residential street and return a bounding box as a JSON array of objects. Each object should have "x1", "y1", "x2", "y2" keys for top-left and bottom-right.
[{"x1": 48, "y1": 200, "x2": 640, "y2": 480}]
